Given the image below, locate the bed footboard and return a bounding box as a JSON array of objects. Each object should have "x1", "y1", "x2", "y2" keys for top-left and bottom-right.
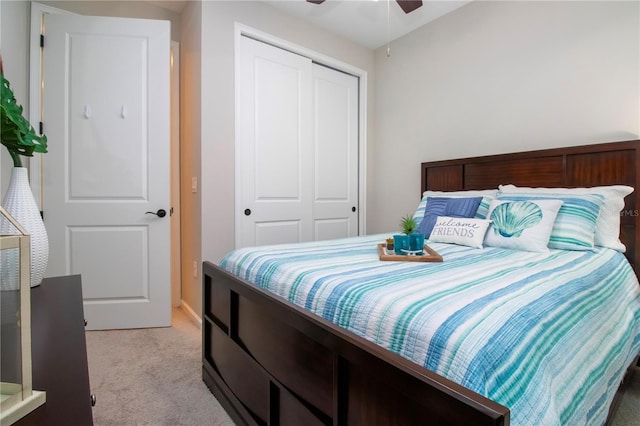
[{"x1": 202, "y1": 261, "x2": 509, "y2": 426}]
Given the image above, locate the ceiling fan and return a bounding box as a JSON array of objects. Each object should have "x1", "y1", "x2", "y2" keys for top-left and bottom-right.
[{"x1": 306, "y1": 0, "x2": 423, "y2": 14}]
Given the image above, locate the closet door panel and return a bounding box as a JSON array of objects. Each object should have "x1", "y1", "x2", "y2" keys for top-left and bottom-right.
[
  {"x1": 238, "y1": 36, "x2": 313, "y2": 247},
  {"x1": 312, "y1": 64, "x2": 359, "y2": 241}
]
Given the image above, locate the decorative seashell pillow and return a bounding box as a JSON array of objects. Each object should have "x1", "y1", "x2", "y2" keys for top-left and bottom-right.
[
  {"x1": 498, "y1": 184, "x2": 632, "y2": 252},
  {"x1": 484, "y1": 199, "x2": 564, "y2": 252},
  {"x1": 496, "y1": 193, "x2": 604, "y2": 251}
]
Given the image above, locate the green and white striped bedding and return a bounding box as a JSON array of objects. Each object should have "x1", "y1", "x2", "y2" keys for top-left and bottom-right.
[{"x1": 220, "y1": 234, "x2": 640, "y2": 426}]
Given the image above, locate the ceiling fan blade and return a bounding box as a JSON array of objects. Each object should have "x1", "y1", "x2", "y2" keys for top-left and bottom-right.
[
  {"x1": 306, "y1": 0, "x2": 326, "y2": 4},
  {"x1": 396, "y1": 0, "x2": 423, "y2": 14}
]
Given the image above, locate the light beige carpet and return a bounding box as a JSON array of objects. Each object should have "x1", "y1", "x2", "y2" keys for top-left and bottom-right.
[
  {"x1": 86, "y1": 308, "x2": 639, "y2": 426},
  {"x1": 613, "y1": 365, "x2": 640, "y2": 426},
  {"x1": 85, "y1": 308, "x2": 234, "y2": 426}
]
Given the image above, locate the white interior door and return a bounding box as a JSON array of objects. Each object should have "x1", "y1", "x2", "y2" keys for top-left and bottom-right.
[
  {"x1": 238, "y1": 36, "x2": 313, "y2": 247},
  {"x1": 42, "y1": 14, "x2": 171, "y2": 330},
  {"x1": 312, "y1": 64, "x2": 359, "y2": 241}
]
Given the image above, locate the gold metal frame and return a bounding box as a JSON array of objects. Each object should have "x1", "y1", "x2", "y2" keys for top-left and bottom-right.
[{"x1": 0, "y1": 205, "x2": 45, "y2": 424}]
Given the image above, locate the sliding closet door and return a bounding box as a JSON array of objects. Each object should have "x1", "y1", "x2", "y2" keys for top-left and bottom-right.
[
  {"x1": 312, "y1": 64, "x2": 359, "y2": 241},
  {"x1": 237, "y1": 36, "x2": 359, "y2": 248},
  {"x1": 238, "y1": 36, "x2": 313, "y2": 247}
]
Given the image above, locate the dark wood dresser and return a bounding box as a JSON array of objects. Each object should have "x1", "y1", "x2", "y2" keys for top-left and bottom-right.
[{"x1": 15, "y1": 274, "x2": 94, "y2": 425}]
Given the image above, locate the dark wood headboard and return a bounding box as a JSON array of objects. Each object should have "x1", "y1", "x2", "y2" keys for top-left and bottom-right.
[{"x1": 420, "y1": 140, "x2": 640, "y2": 273}]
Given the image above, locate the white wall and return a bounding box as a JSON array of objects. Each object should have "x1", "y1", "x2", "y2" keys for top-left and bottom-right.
[
  {"x1": 1, "y1": 1, "x2": 31, "y2": 198},
  {"x1": 179, "y1": 0, "x2": 202, "y2": 319},
  {"x1": 370, "y1": 0, "x2": 640, "y2": 234}
]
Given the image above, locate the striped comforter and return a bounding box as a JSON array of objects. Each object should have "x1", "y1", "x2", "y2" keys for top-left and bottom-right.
[{"x1": 220, "y1": 234, "x2": 640, "y2": 426}]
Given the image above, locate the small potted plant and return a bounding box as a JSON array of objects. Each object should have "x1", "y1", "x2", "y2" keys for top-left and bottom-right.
[
  {"x1": 390, "y1": 214, "x2": 413, "y2": 255},
  {"x1": 385, "y1": 237, "x2": 394, "y2": 253},
  {"x1": 400, "y1": 214, "x2": 418, "y2": 235},
  {"x1": 400, "y1": 214, "x2": 424, "y2": 254}
]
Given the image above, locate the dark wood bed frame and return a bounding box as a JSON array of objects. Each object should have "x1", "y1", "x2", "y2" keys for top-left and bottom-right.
[{"x1": 203, "y1": 139, "x2": 640, "y2": 426}]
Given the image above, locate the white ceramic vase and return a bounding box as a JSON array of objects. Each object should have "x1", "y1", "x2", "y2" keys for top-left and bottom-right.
[{"x1": 1, "y1": 167, "x2": 49, "y2": 288}]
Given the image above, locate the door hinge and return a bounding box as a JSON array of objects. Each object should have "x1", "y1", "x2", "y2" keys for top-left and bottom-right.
[
  {"x1": 40, "y1": 34, "x2": 44, "y2": 48},
  {"x1": 40, "y1": 210, "x2": 44, "y2": 220},
  {"x1": 39, "y1": 122, "x2": 44, "y2": 135}
]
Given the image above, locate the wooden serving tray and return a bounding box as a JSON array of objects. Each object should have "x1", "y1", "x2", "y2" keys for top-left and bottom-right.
[{"x1": 377, "y1": 243, "x2": 443, "y2": 262}]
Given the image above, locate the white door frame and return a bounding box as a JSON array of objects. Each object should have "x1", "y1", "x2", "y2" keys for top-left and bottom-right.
[
  {"x1": 170, "y1": 41, "x2": 181, "y2": 307},
  {"x1": 29, "y1": 3, "x2": 73, "y2": 208},
  {"x1": 233, "y1": 23, "x2": 368, "y2": 248}
]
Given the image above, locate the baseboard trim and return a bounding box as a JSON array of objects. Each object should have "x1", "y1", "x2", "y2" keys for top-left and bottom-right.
[{"x1": 179, "y1": 300, "x2": 202, "y2": 329}]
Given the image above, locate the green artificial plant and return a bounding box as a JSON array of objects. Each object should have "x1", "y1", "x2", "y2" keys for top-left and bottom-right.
[
  {"x1": 1, "y1": 72, "x2": 47, "y2": 167},
  {"x1": 400, "y1": 214, "x2": 418, "y2": 235}
]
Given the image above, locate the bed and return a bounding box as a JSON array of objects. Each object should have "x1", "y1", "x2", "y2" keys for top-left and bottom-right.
[{"x1": 202, "y1": 139, "x2": 640, "y2": 426}]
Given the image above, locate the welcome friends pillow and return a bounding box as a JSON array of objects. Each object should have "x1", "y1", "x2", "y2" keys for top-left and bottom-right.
[{"x1": 429, "y1": 217, "x2": 491, "y2": 248}]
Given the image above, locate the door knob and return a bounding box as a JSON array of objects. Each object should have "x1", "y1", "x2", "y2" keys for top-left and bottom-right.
[{"x1": 145, "y1": 209, "x2": 167, "y2": 218}]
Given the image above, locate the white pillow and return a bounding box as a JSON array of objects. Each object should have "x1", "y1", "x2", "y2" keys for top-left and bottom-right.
[
  {"x1": 484, "y1": 198, "x2": 564, "y2": 252},
  {"x1": 421, "y1": 189, "x2": 499, "y2": 198},
  {"x1": 498, "y1": 184, "x2": 634, "y2": 252},
  {"x1": 429, "y1": 217, "x2": 491, "y2": 249}
]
